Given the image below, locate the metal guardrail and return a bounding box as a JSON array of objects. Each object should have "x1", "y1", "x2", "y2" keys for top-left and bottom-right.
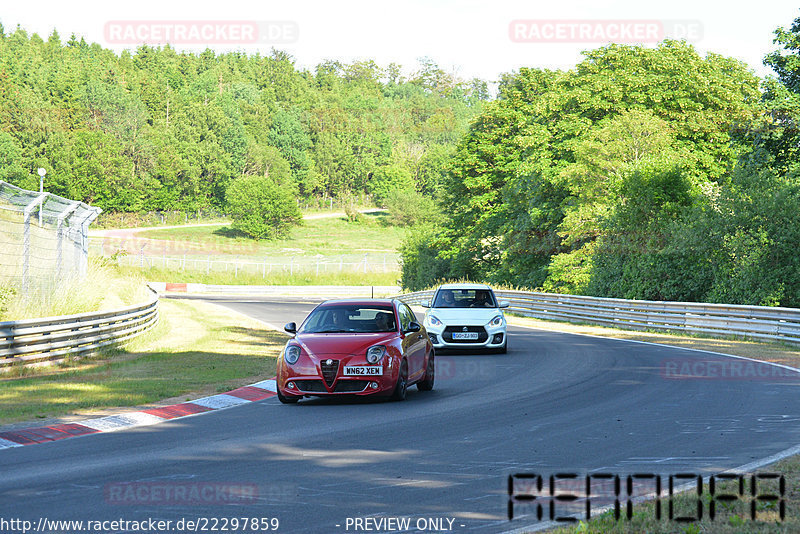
[
  {"x1": 0, "y1": 290, "x2": 159, "y2": 368},
  {"x1": 397, "y1": 290, "x2": 800, "y2": 345}
]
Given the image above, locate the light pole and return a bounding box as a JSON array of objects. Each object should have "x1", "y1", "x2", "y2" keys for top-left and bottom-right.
[{"x1": 37, "y1": 168, "x2": 46, "y2": 226}]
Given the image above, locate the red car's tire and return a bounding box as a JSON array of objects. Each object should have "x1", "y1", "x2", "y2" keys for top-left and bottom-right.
[
  {"x1": 277, "y1": 388, "x2": 300, "y2": 404},
  {"x1": 417, "y1": 350, "x2": 434, "y2": 391},
  {"x1": 391, "y1": 360, "x2": 408, "y2": 401}
]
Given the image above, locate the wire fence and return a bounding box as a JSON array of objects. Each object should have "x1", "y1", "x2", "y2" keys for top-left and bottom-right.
[
  {"x1": 102, "y1": 247, "x2": 401, "y2": 276},
  {"x1": 92, "y1": 194, "x2": 374, "y2": 229},
  {"x1": 0, "y1": 181, "x2": 101, "y2": 295},
  {"x1": 94, "y1": 208, "x2": 227, "y2": 229}
]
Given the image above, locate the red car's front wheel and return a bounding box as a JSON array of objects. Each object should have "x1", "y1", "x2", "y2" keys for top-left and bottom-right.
[
  {"x1": 390, "y1": 360, "x2": 408, "y2": 401},
  {"x1": 277, "y1": 387, "x2": 300, "y2": 404}
]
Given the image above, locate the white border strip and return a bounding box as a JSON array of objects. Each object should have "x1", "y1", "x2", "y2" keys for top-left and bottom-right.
[
  {"x1": 80, "y1": 412, "x2": 166, "y2": 432},
  {"x1": 0, "y1": 437, "x2": 24, "y2": 449},
  {"x1": 191, "y1": 394, "x2": 252, "y2": 410},
  {"x1": 250, "y1": 379, "x2": 277, "y2": 391}
]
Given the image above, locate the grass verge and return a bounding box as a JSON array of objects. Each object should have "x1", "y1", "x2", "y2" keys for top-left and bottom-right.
[
  {"x1": 0, "y1": 298, "x2": 285, "y2": 426},
  {"x1": 113, "y1": 265, "x2": 400, "y2": 287},
  {"x1": 0, "y1": 258, "x2": 151, "y2": 321},
  {"x1": 130, "y1": 212, "x2": 405, "y2": 258}
]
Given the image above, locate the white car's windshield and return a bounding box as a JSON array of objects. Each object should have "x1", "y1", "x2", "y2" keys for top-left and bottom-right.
[
  {"x1": 300, "y1": 305, "x2": 397, "y2": 333},
  {"x1": 433, "y1": 289, "x2": 497, "y2": 308}
]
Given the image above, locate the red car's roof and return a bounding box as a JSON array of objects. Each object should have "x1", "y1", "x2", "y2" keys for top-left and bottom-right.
[{"x1": 317, "y1": 298, "x2": 396, "y2": 307}]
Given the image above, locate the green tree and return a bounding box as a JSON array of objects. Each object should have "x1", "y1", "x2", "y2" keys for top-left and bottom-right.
[
  {"x1": 403, "y1": 40, "x2": 763, "y2": 291},
  {"x1": 368, "y1": 164, "x2": 415, "y2": 206},
  {"x1": 225, "y1": 174, "x2": 302, "y2": 239},
  {"x1": 268, "y1": 107, "x2": 315, "y2": 194},
  {"x1": 0, "y1": 131, "x2": 32, "y2": 187}
]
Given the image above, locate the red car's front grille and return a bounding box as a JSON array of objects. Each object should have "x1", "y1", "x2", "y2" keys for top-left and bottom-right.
[
  {"x1": 334, "y1": 380, "x2": 369, "y2": 393},
  {"x1": 294, "y1": 380, "x2": 327, "y2": 393},
  {"x1": 320, "y1": 360, "x2": 339, "y2": 386},
  {"x1": 294, "y1": 379, "x2": 368, "y2": 394}
]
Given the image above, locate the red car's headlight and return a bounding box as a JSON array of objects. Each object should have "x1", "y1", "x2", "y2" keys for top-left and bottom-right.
[
  {"x1": 284, "y1": 344, "x2": 301, "y2": 365},
  {"x1": 366, "y1": 345, "x2": 386, "y2": 364}
]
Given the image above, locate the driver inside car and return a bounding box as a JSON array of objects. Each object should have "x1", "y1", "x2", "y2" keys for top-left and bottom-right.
[
  {"x1": 322, "y1": 308, "x2": 347, "y2": 331},
  {"x1": 472, "y1": 291, "x2": 493, "y2": 307},
  {"x1": 439, "y1": 290, "x2": 455, "y2": 307},
  {"x1": 375, "y1": 312, "x2": 394, "y2": 332}
]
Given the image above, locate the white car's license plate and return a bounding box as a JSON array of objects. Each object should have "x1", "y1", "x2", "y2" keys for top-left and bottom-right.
[
  {"x1": 452, "y1": 332, "x2": 479, "y2": 340},
  {"x1": 343, "y1": 366, "x2": 383, "y2": 376}
]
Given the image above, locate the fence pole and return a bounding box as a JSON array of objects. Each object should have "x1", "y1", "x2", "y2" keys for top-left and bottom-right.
[
  {"x1": 21, "y1": 193, "x2": 48, "y2": 296},
  {"x1": 55, "y1": 202, "x2": 80, "y2": 282},
  {"x1": 22, "y1": 209, "x2": 30, "y2": 296},
  {"x1": 364, "y1": 254, "x2": 368, "y2": 274},
  {"x1": 79, "y1": 212, "x2": 94, "y2": 278}
]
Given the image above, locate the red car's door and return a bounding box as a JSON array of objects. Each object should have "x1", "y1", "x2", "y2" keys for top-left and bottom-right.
[{"x1": 398, "y1": 302, "x2": 426, "y2": 381}]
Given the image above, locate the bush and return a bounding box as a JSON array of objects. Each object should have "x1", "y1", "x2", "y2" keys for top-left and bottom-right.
[
  {"x1": 399, "y1": 225, "x2": 452, "y2": 291},
  {"x1": 225, "y1": 175, "x2": 302, "y2": 239},
  {"x1": 368, "y1": 165, "x2": 415, "y2": 206},
  {"x1": 384, "y1": 189, "x2": 442, "y2": 227}
]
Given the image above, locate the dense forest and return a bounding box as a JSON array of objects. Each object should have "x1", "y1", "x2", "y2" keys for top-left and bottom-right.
[
  {"x1": 0, "y1": 24, "x2": 488, "y2": 211},
  {"x1": 401, "y1": 15, "x2": 800, "y2": 308},
  {"x1": 3, "y1": 15, "x2": 800, "y2": 307}
]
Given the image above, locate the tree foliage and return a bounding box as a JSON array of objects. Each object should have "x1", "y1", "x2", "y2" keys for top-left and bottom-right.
[
  {"x1": 400, "y1": 37, "x2": 800, "y2": 307},
  {"x1": 225, "y1": 174, "x2": 302, "y2": 240},
  {"x1": 0, "y1": 27, "x2": 488, "y2": 214}
]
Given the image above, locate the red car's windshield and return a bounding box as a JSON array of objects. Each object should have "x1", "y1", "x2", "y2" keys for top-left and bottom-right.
[{"x1": 299, "y1": 305, "x2": 397, "y2": 334}]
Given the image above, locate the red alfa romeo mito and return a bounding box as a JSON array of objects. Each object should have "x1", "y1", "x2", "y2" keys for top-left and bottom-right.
[{"x1": 276, "y1": 299, "x2": 435, "y2": 403}]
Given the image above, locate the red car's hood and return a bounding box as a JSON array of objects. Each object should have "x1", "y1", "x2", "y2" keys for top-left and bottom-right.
[{"x1": 296, "y1": 332, "x2": 397, "y2": 357}]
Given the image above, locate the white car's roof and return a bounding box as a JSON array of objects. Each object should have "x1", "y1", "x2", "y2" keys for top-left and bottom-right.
[{"x1": 435, "y1": 283, "x2": 493, "y2": 290}]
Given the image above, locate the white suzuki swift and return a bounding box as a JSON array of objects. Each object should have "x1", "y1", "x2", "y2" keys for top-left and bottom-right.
[{"x1": 421, "y1": 283, "x2": 510, "y2": 353}]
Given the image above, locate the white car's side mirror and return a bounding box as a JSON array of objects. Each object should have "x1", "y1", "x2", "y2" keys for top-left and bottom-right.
[
  {"x1": 420, "y1": 300, "x2": 430, "y2": 308},
  {"x1": 499, "y1": 301, "x2": 510, "y2": 308}
]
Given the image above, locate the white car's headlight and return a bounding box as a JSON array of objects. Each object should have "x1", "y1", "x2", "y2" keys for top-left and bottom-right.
[
  {"x1": 427, "y1": 315, "x2": 443, "y2": 327},
  {"x1": 366, "y1": 345, "x2": 386, "y2": 364},
  {"x1": 284, "y1": 345, "x2": 301, "y2": 364},
  {"x1": 489, "y1": 315, "x2": 504, "y2": 327}
]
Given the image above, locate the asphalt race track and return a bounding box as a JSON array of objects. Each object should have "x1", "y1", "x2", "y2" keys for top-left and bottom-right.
[{"x1": 3, "y1": 296, "x2": 800, "y2": 533}]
